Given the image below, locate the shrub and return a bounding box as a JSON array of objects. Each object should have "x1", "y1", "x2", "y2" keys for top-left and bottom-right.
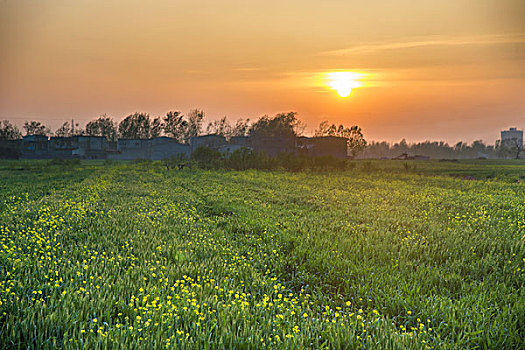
[
  {"x1": 274, "y1": 153, "x2": 310, "y2": 172},
  {"x1": 226, "y1": 148, "x2": 259, "y2": 170},
  {"x1": 163, "y1": 153, "x2": 189, "y2": 170},
  {"x1": 192, "y1": 146, "x2": 222, "y2": 169},
  {"x1": 188, "y1": 147, "x2": 353, "y2": 172}
]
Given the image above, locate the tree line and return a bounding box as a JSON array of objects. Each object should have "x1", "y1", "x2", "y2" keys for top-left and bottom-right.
[
  {"x1": 0, "y1": 110, "x2": 214, "y2": 143},
  {"x1": 0, "y1": 110, "x2": 367, "y2": 156},
  {"x1": 2, "y1": 110, "x2": 521, "y2": 159},
  {"x1": 361, "y1": 139, "x2": 522, "y2": 159}
]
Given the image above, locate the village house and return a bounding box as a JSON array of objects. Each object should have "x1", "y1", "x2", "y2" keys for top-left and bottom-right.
[
  {"x1": 229, "y1": 136, "x2": 252, "y2": 148},
  {"x1": 48, "y1": 137, "x2": 76, "y2": 158},
  {"x1": 0, "y1": 139, "x2": 22, "y2": 159},
  {"x1": 149, "y1": 137, "x2": 190, "y2": 160},
  {"x1": 109, "y1": 137, "x2": 189, "y2": 160},
  {"x1": 17, "y1": 133, "x2": 354, "y2": 161},
  {"x1": 189, "y1": 135, "x2": 226, "y2": 153},
  {"x1": 296, "y1": 136, "x2": 348, "y2": 158},
  {"x1": 47, "y1": 136, "x2": 109, "y2": 159},
  {"x1": 22, "y1": 135, "x2": 49, "y2": 158},
  {"x1": 110, "y1": 139, "x2": 150, "y2": 160},
  {"x1": 251, "y1": 136, "x2": 296, "y2": 157},
  {"x1": 73, "y1": 136, "x2": 109, "y2": 159}
]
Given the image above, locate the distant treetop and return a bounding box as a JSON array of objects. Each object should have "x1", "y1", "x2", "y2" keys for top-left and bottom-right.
[{"x1": 249, "y1": 112, "x2": 303, "y2": 139}]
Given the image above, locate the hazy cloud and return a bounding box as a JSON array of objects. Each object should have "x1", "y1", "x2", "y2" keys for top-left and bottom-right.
[
  {"x1": 321, "y1": 33, "x2": 525, "y2": 56},
  {"x1": 232, "y1": 67, "x2": 266, "y2": 72}
]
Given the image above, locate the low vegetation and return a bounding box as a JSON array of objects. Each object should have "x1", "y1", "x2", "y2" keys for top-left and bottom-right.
[
  {"x1": 187, "y1": 147, "x2": 350, "y2": 172},
  {"x1": 0, "y1": 160, "x2": 524, "y2": 349}
]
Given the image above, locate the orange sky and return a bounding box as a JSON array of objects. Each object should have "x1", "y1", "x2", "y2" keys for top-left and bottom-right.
[{"x1": 1, "y1": 0, "x2": 524, "y2": 143}]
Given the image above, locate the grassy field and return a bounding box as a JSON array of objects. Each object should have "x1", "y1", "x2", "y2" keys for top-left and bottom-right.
[{"x1": 0, "y1": 160, "x2": 524, "y2": 349}]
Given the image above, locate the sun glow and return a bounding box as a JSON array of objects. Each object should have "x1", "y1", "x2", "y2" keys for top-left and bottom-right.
[{"x1": 325, "y1": 72, "x2": 364, "y2": 97}]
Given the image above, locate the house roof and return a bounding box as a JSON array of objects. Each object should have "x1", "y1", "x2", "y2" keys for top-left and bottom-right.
[{"x1": 23, "y1": 135, "x2": 48, "y2": 141}]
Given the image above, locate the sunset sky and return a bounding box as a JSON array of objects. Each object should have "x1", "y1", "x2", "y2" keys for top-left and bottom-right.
[{"x1": 1, "y1": 0, "x2": 524, "y2": 143}]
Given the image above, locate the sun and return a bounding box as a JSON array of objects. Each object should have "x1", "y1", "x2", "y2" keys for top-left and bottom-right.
[{"x1": 325, "y1": 72, "x2": 363, "y2": 98}]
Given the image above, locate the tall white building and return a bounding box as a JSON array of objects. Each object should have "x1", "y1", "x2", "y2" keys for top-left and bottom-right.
[{"x1": 501, "y1": 127, "x2": 523, "y2": 147}]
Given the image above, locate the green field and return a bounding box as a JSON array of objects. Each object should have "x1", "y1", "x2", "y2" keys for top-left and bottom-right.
[{"x1": 1, "y1": 160, "x2": 524, "y2": 349}]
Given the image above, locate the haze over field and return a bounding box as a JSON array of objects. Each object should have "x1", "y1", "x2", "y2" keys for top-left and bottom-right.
[{"x1": 1, "y1": 0, "x2": 524, "y2": 143}]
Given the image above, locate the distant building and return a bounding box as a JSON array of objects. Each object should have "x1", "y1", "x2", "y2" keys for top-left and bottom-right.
[
  {"x1": 73, "y1": 136, "x2": 109, "y2": 159},
  {"x1": 189, "y1": 135, "x2": 226, "y2": 153},
  {"x1": 49, "y1": 137, "x2": 76, "y2": 158},
  {"x1": 501, "y1": 127, "x2": 523, "y2": 147},
  {"x1": 251, "y1": 136, "x2": 296, "y2": 157},
  {"x1": 110, "y1": 137, "x2": 189, "y2": 160},
  {"x1": 221, "y1": 136, "x2": 253, "y2": 154},
  {"x1": 296, "y1": 136, "x2": 348, "y2": 158},
  {"x1": 229, "y1": 136, "x2": 252, "y2": 149},
  {"x1": 149, "y1": 137, "x2": 190, "y2": 160},
  {"x1": 48, "y1": 136, "x2": 109, "y2": 159},
  {"x1": 112, "y1": 139, "x2": 150, "y2": 160},
  {"x1": 17, "y1": 133, "x2": 354, "y2": 161},
  {"x1": 22, "y1": 135, "x2": 49, "y2": 158},
  {"x1": 0, "y1": 139, "x2": 22, "y2": 159}
]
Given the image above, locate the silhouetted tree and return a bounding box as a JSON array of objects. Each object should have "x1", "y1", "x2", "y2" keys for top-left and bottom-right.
[
  {"x1": 86, "y1": 115, "x2": 118, "y2": 141},
  {"x1": 184, "y1": 109, "x2": 204, "y2": 143},
  {"x1": 249, "y1": 112, "x2": 301, "y2": 139},
  {"x1": 150, "y1": 117, "x2": 163, "y2": 138},
  {"x1": 346, "y1": 127, "x2": 367, "y2": 158},
  {"x1": 55, "y1": 122, "x2": 72, "y2": 137},
  {"x1": 470, "y1": 140, "x2": 488, "y2": 158},
  {"x1": 499, "y1": 137, "x2": 523, "y2": 159},
  {"x1": 163, "y1": 111, "x2": 187, "y2": 142},
  {"x1": 55, "y1": 120, "x2": 83, "y2": 137},
  {"x1": 207, "y1": 117, "x2": 251, "y2": 139},
  {"x1": 359, "y1": 139, "x2": 506, "y2": 159},
  {"x1": 118, "y1": 113, "x2": 154, "y2": 139},
  {"x1": 0, "y1": 120, "x2": 22, "y2": 140},
  {"x1": 230, "y1": 118, "x2": 250, "y2": 137},
  {"x1": 23, "y1": 121, "x2": 50, "y2": 136},
  {"x1": 314, "y1": 121, "x2": 329, "y2": 137},
  {"x1": 206, "y1": 117, "x2": 230, "y2": 137},
  {"x1": 392, "y1": 139, "x2": 409, "y2": 156},
  {"x1": 315, "y1": 121, "x2": 366, "y2": 157}
]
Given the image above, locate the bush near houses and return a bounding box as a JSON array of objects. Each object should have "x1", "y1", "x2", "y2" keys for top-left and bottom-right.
[{"x1": 186, "y1": 146, "x2": 350, "y2": 172}]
